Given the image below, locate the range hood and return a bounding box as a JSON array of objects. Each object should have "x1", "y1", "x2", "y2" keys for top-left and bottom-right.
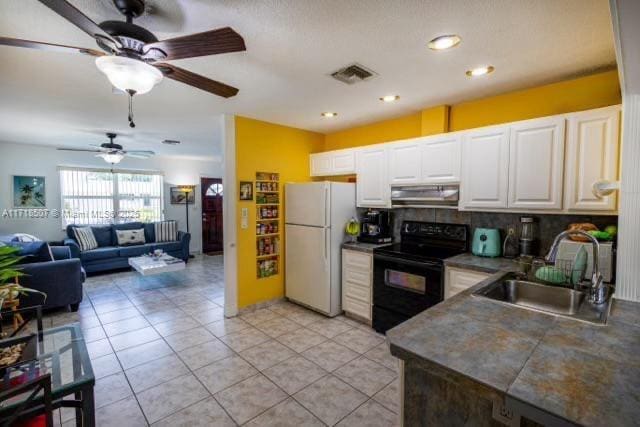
[{"x1": 390, "y1": 184, "x2": 459, "y2": 208}]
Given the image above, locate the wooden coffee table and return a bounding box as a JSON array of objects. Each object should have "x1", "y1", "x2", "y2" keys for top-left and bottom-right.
[{"x1": 128, "y1": 254, "x2": 186, "y2": 276}]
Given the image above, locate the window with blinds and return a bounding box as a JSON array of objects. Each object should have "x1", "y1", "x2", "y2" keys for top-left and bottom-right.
[{"x1": 59, "y1": 168, "x2": 164, "y2": 227}]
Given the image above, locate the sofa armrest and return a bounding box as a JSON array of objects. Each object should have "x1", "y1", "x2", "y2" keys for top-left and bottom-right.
[
  {"x1": 63, "y1": 238, "x2": 81, "y2": 259},
  {"x1": 177, "y1": 231, "x2": 191, "y2": 261},
  {"x1": 50, "y1": 246, "x2": 71, "y2": 260},
  {"x1": 18, "y1": 258, "x2": 84, "y2": 308}
]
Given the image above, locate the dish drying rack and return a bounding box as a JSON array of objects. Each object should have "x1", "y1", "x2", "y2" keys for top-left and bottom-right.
[{"x1": 515, "y1": 257, "x2": 588, "y2": 289}]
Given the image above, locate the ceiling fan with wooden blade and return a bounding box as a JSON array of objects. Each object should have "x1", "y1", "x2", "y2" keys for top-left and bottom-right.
[
  {"x1": 57, "y1": 133, "x2": 155, "y2": 164},
  {"x1": 0, "y1": 0, "x2": 246, "y2": 125}
]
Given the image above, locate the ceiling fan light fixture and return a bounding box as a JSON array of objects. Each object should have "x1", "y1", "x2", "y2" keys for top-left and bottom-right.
[
  {"x1": 95, "y1": 56, "x2": 163, "y2": 95},
  {"x1": 97, "y1": 152, "x2": 124, "y2": 164}
]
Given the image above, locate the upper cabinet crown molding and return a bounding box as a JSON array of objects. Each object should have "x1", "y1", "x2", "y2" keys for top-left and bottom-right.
[
  {"x1": 564, "y1": 106, "x2": 620, "y2": 211},
  {"x1": 460, "y1": 126, "x2": 510, "y2": 209},
  {"x1": 508, "y1": 116, "x2": 566, "y2": 210}
]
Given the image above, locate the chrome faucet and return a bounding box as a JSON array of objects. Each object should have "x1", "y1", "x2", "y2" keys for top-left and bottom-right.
[{"x1": 545, "y1": 230, "x2": 607, "y2": 304}]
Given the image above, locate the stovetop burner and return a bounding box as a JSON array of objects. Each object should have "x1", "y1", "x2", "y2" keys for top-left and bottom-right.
[{"x1": 373, "y1": 221, "x2": 469, "y2": 263}]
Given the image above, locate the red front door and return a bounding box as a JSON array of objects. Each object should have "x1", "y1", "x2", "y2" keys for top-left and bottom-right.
[{"x1": 201, "y1": 177, "x2": 223, "y2": 253}]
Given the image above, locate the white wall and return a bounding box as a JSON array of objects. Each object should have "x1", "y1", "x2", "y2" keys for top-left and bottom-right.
[{"x1": 0, "y1": 141, "x2": 223, "y2": 253}]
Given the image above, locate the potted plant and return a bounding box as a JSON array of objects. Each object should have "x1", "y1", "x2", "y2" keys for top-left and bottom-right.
[{"x1": 0, "y1": 244, "x2": 46, "y2": 306}]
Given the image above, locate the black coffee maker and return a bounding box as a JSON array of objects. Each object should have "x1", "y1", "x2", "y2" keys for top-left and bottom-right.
[{"x1": 358, "y1": 210, "x2": 393, "y2": 244}]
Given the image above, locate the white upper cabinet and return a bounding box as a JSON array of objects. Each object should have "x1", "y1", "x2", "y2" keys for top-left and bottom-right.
[
  {"x1": 564, "y1": 106, "x2": 620, "y2": 211},
  {"x1": 508, "y1": 117, "x2": 566, "y2": 210},
  {"x1": 388, "y1": 140, "x2": 421, "y2": 184},
  {"x1": 420, "y1": 134, "x2": 462, "y2": 183},
  {"x1": 310, "y1": 150, "x2": 355, "y2": 176},
  {"x1": 460, "y1": 126, "x2": 510, "y2": 209},
  {"x1": 356, "y1": 147, "x2": 390, "y2": 208}
]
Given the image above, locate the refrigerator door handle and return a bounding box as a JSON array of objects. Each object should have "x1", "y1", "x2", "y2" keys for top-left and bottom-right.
[
  {"x1": 324, "y1": 228, "x2": 329, "y2": 263},
  {"x1": 324, "y1": 186, "x2": 329, "y2": 227}
]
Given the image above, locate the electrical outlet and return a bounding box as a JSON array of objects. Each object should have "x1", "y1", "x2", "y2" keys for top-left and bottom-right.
[
  {"x1": 241, "y1": 217, "x2": 248, "y2": 229},
  {"x1": 492, "y1": 400, "x2": 519, "y2": 426}
]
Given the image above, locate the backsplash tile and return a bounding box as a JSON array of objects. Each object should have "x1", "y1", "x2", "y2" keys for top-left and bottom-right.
[{"x1": 363, "y1": 208, "x2": 618, "y2": 256}]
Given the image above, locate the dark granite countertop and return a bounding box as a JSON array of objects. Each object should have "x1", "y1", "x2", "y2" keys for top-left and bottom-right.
[
  {"x1": 341, "y1": 241, "x2": 390, "y2": 254},
  {"x1": 387, "y1": 273, "x2": 640, "y2": 426},
  {"x1": 444, "y1": 253, "x2": 522, "y2": 274}
]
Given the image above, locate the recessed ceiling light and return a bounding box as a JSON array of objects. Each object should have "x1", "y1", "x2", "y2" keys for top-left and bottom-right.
[
  {"x1": 379, "y1": 95, "x2": 400, "y2": 102},
  {"x1": 428, "y1": 35, "x2": 461, "y2": 51},
  {"x1": 466, "y1": 66, "x2": 495, "y2": 77},
  {"x1": 321, "y1": 112, "x2": 337, "y2": 118}
]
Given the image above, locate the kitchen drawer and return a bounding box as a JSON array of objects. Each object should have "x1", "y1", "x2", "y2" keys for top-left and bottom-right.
[
  {"x1": 344, "y1": 279, "x2": 370, "y2": 303},
  {"x1": 445, "y1": 267, "x2": 490, "y2": 299},
  {"x1": 343, "y1": 250, "x2": 372, "y2": 272},
  {"x1": 344, "y1": 268, "x2": 370, "y2": 288},
  {"x1": 343, "y1": 296, "x2": 371, "y2": 320}
]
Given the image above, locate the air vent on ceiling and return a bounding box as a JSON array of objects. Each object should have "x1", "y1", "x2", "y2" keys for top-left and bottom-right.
[
  {"x1": 330, "y1": 63, "x2": 377, "y2": 85},
  {"x1": 162, "y1": 139, "x2": 180, "y2": 145}
]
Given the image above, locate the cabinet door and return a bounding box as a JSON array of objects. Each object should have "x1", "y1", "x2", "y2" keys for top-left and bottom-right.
[
  {"x1": 460, "y1": 126, "x2": 510, "y2": 209},
  {"x1": 565, "y1": 106, "x2": 620, "y2": 211},
  {"x1": 508, "y1": 117, "x2": 565, "y2": 209},
  {"x1": 331, "y1": 151, "x2": 356, "y2": 175},
  {"x1": 356, "y1": 147, "x2": 390, "y2": 208},
  {"x1": 445, "y1": 267, "x2": 490, "y2": 299},
  {"x1": 310, "y1": 152, "x2": 332, "y2": 176},
  {"x1": 389, "y1": 140, "x2": 421, "y2": 184},
  {"x1": 420, "y1": 134, "x2": 462, "y2": 183}
]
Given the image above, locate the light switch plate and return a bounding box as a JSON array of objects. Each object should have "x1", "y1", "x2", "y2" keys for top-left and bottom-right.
[
  {"x1": 241, "y1": 208, "x2": 248, "y2": 218},
  {"x1": 241, "y1": 217, "x2": 248, "y2": 229}
]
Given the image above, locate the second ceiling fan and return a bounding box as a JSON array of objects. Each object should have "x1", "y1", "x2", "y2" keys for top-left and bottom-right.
[{"x1": 0, "y1": 0, "x2": 246, "y2": 127}]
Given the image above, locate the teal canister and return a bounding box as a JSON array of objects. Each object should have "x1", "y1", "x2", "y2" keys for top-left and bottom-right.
[{"x1": 472, "y1": 228, "x2": 501, "y2": 257}]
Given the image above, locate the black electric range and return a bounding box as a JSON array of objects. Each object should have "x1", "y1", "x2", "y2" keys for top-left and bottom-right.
[{"x1": 372, "y1": 221, "x2": 469, "y2": 333}]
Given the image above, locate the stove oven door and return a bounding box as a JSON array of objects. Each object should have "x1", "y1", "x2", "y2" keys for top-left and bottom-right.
[{"x1": 372, "y1": 254, "x2": 443, "y2": 333}]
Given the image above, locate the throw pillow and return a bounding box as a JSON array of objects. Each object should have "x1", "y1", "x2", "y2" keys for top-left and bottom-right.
[
  {"x1": 116, "y1": 228, "x2": 146, "y2": 246},
  {"x1": 73, "y1": 227, "x2": 98, "y2": 252},
  {"x1": 11, "y1": 241, "x2": 54, "y2": 264},
  {"x1": 155, "y1": 220, "x2": 178, "y2": 243},
  {"x1": 12, "y1": 233, "x2": 41, "y2": 242}
]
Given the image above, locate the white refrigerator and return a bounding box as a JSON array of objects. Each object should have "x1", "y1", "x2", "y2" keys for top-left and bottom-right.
[{"x1": 285, "y1": 182, "x2": 356, "y2": 317}]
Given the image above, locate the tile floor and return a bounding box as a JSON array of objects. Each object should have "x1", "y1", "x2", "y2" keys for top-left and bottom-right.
[{"x1": 40, "y1": 255, "x2": 400, "y2": 426}]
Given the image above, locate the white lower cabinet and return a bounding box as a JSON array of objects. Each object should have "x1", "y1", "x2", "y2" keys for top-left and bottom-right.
[
  {"x1": 342, "y1": 249, "x2": 373, "y2": 322},
  {"x1": 444, "y1": 266, "x2": 490, "y2": 299}
]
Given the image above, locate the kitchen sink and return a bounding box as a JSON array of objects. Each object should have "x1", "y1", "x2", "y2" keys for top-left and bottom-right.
[{"x1": 473, "y1": 272, "x2": 611, "y2": 324}]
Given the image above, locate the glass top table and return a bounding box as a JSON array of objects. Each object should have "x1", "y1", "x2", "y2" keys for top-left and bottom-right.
[{"x1": 0, "y1": 323, "x2": 95, "y2": 426}]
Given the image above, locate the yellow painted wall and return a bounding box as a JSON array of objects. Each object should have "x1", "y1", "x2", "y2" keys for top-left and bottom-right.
[
  {"x1": 323, "y1": 112, "x2": 422, "y2": 151},
  {"x1": 235, "y1": 116, "x2": 324, "y2": 308},
  {"x1": 449, "y1": 70, "x2": 621, "y2": 131},
  {"x1": 322, "y1": 70, "x2": 620, "y2": 151}
]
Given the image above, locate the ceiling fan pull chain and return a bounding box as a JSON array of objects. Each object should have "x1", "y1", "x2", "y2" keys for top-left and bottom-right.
[{"x1": 127, "y1": 89, "x2": 137, "y2": 128}]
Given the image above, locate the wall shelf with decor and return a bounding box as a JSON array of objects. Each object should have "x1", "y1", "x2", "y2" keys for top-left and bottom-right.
[{"x1": 255, "y1": 172, "x2": 280, "y2": 279}]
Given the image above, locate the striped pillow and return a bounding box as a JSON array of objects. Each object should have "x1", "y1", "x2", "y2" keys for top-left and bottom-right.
[
  {"x1": 73, "y1": 227, "x2": 98, "y2": 252},
  {"x1": 154, "y1": 221, "x2": 178, "y2": 243}
]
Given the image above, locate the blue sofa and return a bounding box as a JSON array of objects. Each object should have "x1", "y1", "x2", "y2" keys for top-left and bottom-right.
[
  {"x1": 0, "y1": 237, "x2": 85, "y2": 311},
  {"x1": 64, "y1": 222, "x2": 190, "y2": 274}
]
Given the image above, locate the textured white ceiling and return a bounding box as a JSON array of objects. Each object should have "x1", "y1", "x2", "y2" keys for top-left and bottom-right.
[{"x1": 0, "y1": 0, "x2": 616, "y2": 159}]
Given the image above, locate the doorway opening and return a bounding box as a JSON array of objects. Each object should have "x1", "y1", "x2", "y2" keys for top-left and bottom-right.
[{"x1": 201, "y1": 177, "x2": 224, "y2": 254}]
